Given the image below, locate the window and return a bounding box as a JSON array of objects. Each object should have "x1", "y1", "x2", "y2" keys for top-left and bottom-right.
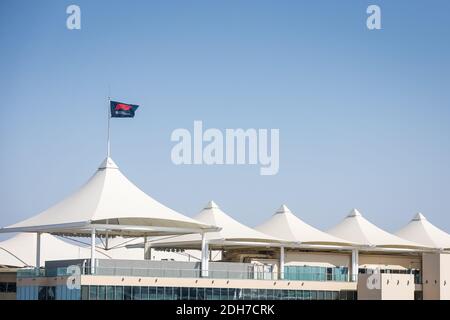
[
  {"x1": 141, "y1": 287, "x2": 149, "y2": 300},
  {"x1": 81, "y1": 286, "x2": 89, "y2": 300},
  {"x1": 115, "y1": 286, "x2": 124, "y2": 300},
  {"x1": 189, "y1": 287, "x2": 197, "y2": 300},
  {"x1": 89, "y1": 286, "x2": 98, "y2": 301},
  {"x1": 165, "y1": 287, "x2": 174, "y2": 300},
  {"x1": 124, "y1": 286, "x2": 132, "y2": 300},
  {"x1": 98, "y1": 286, "x2": 106, "y2": 300},
  {"x1": 212, "y1": 288, "x2": 221, "y2": 300},
  {"x1": 149, "y1": 286, "x2": 157, "y2": 300},
  {"x1": 196, "y1": 287, "x2": 204, "y2": 300},
  {"x1": 220, "y1": 288, "x2": 229, "y2": 301},
  {"x1": 205, "y1": 288, "x2": 213, "y2": 300},
  {"x1": 181, "y1": 287, "x2": 189, "y2": 300},
  {"x1": 106, "y1": 286, "x2": 115, "y2": 300},
  {"x1": 132, "y1": 286, "x2": 141, "y2": 300}
]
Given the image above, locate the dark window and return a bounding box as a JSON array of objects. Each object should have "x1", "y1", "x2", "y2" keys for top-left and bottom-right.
[
  {"x1": 149, "y1": 286, "x2": 157, "y2": 300},
  {"x1": 124, "y1": 286, "x2": 132, "y2": 300},
  {"x1": 205, "y1": 288, "x2": 213, "y2": 300},
  {"x1": 115, "y1": 286, "x2": 124, "y2": 300},
  {"x1": 132, "y1": 286, "x2": 141, "y2": 300},
  {"x1": 141, "y1": 287, "x2": 149, "y2": 300}
]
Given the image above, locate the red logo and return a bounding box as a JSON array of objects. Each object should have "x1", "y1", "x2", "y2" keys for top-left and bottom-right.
[{"x1": 115, "y1": 103, "x2": 132, "y2": 111}]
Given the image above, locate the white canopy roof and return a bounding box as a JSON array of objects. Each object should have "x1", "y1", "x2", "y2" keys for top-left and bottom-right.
[
  {"x1": 255, "y1": 205, "x2": 354, "y2": 246},
  {"x1": 327, "y1": 209, "x2": 427, "y2": 249},
  {"x1": 395, "y1": 213, "x2": 450, "y2": 250},
  {"x1": 150, "y1": 201, "x2": 282, "y2": 249},
  {"x1": 0, "y1": 158, "x2": 218, "y2": 237}
]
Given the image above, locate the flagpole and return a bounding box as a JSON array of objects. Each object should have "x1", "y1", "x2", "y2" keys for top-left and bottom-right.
[{"x1": 107, "y1": 95, "x2": 111, "y2": 158}]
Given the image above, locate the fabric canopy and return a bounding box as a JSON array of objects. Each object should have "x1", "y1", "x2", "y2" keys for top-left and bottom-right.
[
  {"x1": 255, "y1": 205, "x2": 355, "y2": 246},
  {"x1": 327, "y1": 209, "x2": 427, "y2": 249},
  {"x1": 149, "y1": 201, "x2": 282, "y2": 249},
  {"x1": 395, "y1": 213, "x2": 450, "y2": 250},
  {"x1": 0, "y1": 158, "x2": 218, "y2": 237},
  {"x1": 0, "y1": 233, "x2": 118, "y2": 268}
]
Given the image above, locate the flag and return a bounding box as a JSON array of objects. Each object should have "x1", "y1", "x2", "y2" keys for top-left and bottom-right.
[{"x1": 110, "y1": 100, "x2": 139, "y2": 118}]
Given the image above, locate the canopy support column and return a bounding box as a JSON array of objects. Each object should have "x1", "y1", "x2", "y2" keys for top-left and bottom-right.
[
  {"x1": 36, "y1": 232, "x2": 41, "y2": 269},
  {"x1": 201, "y1": 233, "x2": 209, "y2": 278},
  {"x1": 91, "y1": 228, "x2": 96, "y2": 274},
  {"x1": 351, "y1": 249, "x2": 359, "y2": 282},
  {"x1": 144, "y1": 236, "x2": 151, "y2": 260},
  {"x1": 279, "y1": 246, "x2": 285, "y2": 280}
]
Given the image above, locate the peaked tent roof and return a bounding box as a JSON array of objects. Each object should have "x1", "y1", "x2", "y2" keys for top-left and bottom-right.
[
  {"x1": 327, "y1": 209, "x2": 427, "y2": 249},
  {"x1": 255, "y1": 205, "x2": 355, "y2": 246},
  {"x1": 0, "y1": 158, "x2": 218, "y2": 237},
  {"x1": 150, "y1": 201, "x2": 282, "y2": 249},
  {"x1": 395, "y1": 213, "x2": 450, "y2": 250}
]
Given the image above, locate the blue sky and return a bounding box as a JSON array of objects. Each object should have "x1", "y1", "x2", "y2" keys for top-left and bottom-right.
[{"x1": 1, "y1": 0, "x2": 449, "y2": 240}]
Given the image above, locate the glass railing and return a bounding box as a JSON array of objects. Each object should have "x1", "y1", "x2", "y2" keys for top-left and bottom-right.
[{"x1": 17, "y1": 266, "x2": 352, "y2": 282}]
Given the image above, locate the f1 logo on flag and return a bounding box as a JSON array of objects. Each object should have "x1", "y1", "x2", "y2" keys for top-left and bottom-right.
[{"x1": 110, "y1": 100, "x2": 139, "y2": 118}]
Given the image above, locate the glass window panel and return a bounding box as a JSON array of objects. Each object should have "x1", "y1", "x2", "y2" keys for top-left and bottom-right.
[
  {"x1": 206, "y1": 288, "x2": 213, "y2": 300},
  {"x1": 181, "y1": 287, "x2": 189, "y2": 300},
  {"x1": 288, "y1": 290, "x2": 296, "y2": 300},
  {"x1": 141, "y1": 287, "x2": 149, "y2": 300},
  {"x1": 317, "y1": 291, "x2": 324, "y2": 300},
  {"x1": 89, "y1": 286, "x2": 98, "y2": 301},
  {"x1": 311, "y1": 290, "x2": 317, "y2": 300},
  {"x1": 273, "y1": 289, "x2": 282, "y2": 300},
  {"x1": 266, "y1": 289, "x2": 274, "y2": 300},
  {"x1": 173, "y1": 287, "x2": 181, "y2": 300},
  {"x1": 81, "y1": 286, "x2": 89, "y2": 300},
  {"x1": 124, "y1": 286, "x2": 132, "y2": 300},
  {"x1": 106, "y1": 286, "x2": 114, "y2": 300},
  {"x1": 258, "y1": 289, "x2": 267, "y2": 300},
  {"x1": 132, "y1": 286, "x2": 141, "y2": 300},
  {"x1": 165, "y1": 287, "x2": 174, "y2": 300},
  {"x1": 149, "y1": 287, "x2": 157, "y2": 300},
  {"x1": 212, "y1": 288, "x2": 221, "y2": 300},
  {"x1": 115, "y1": 286, "x2": 124, "y2": 300},
  {"x1": 189, "y1": 287, "x2": 197, "y2": 300},
  {"x1": 221, "y1": 288, "x2": 229, "y2": 301},
  {"x1": 197, "y1": 287, "x2": 205, "y2": 300},
  {"x1": 157, "y1": 287, "x2": 164, "y2": 300},
  {"x1": 98, "y1": 286, "x2": 106, "y2": 300}
]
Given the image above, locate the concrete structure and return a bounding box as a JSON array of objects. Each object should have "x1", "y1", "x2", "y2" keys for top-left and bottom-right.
[{"x1": 422, "y1": 253, "x2": 450, "y2": 300}]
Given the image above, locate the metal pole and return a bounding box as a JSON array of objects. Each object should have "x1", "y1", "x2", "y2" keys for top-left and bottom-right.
[
  {"x1": 107, "y1": 96, "x2": 111, "y2": 158},
  {"x1": 91, "y1": 228, "x2": 96, "y2": 274},
  {"x1": 36, "y1": 232, "x2": 41, "y2": 269}
]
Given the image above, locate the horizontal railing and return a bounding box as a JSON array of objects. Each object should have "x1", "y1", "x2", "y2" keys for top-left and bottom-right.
[{"x1": 17, "y1": 266, "x2": 355, "y2": 282}]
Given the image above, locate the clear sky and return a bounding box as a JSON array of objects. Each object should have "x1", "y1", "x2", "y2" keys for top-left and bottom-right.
[{"x1": 1, "y1": 0, "x2": 449, "y2": 240}]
